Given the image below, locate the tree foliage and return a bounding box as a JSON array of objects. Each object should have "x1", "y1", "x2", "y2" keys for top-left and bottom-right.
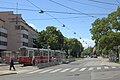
[
  {"x1": 90, "y1": 18, "x2": 112, "y2": 44},
  {"x1": 90, "y1": 7, "x2": 120, "y2": 55},
  {"x1": 81, "y1": 47, "x2": 93, "y2": 56},
  {"x1": 63, "y1": 38, "x2": 83, "y2": 58},
  {"x1": 108, "y1": 7, "x2": 120, "y2": 32},
  {"x1": 36, "y1": 26, "x2": 64, "y2": 50},
  {"x1": 99, "y1": 32, "x2": 120, "y2": 50}
]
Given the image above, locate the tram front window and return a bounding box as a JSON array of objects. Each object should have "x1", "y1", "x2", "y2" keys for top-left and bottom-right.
[{"x1": 20, "y1": 50, "x2": 27, "y2": 56}]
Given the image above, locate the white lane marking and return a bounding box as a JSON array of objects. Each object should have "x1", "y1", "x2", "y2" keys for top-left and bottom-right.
[
  {"x1": 60, "y1": 68, "x2": 71, "y2": 72},
  {"x1": 88, "y1": 67, "x2": 94, "y2": 71},
  {"x1": 79, "y1": 68, "x2": 86, "y2": 71},
  {"x1": 27, "y1": 69, "x2": 44, "y2": 74},
  {"x1": 112, "y1": 67, "x2": 116, "y2": 69},
  {"x1": 49, "y1": 69, "x2": 62, "y2": 73},
  {"x1": 97, "y1": 67, "x2": 101, "y2": 70},
  {"x1": 70, "y1": 68, "x2": 79, "y2": 72},
  {"x1": 39, "y1": 69, "x2": 53, "y2": 73},
  {"x1": 104, "y1": 66, "x2": 109, "y2": 69}
]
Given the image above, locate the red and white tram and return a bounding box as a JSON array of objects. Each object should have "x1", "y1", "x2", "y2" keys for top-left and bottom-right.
[{"x1": 18, "y1": 47, "x2": 61, "y2": 66}]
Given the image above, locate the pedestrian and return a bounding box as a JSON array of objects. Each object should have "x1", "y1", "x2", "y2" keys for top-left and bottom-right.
[{"x1": 9, "y1": 58, "x2": 16, "y2": 71}]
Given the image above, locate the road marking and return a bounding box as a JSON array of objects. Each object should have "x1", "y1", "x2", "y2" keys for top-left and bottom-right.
[
  {"x1": 97, "y1": 67, "x2": 101, "y2": 70},
  {"x1": 27, "y1": 69, "x2": 44, "y2": 74},
  {"x1": 70, "y1": 68, "x2": 79, "y2": 72},
  {"x1": 112, "y1": 67, "x2": 116, "y2": 69},
  {"x1": 88, "y1": 67, "x2": 94, "y2": 71},
  {"x1": 104, "y1": 66, "x2": 109, "y2": 69},
  {"x1": 39, "y1": 69, "x2": 53, "y2": 73},
  {"x1": 49, "y1": 69, "x2": 62, "y2": 73},
  {"x1": 60, "y1": 68, "x2": 71, "y2": 72},
  {"x1": 79, "y1": 68, "x2": 86, "y2": 71}
]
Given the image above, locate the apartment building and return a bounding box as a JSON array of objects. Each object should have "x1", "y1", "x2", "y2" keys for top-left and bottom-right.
[{"x1": 0, "y1": 11, "x2": 38, "y2": 53}]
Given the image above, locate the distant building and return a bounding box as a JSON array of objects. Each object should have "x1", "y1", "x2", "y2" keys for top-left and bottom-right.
[{"x1": 0, "y1": 11, "x2": 38, "y2": 55}]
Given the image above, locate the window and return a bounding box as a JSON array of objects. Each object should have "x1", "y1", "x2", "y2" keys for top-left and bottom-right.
[
  {"x1": 23, "y1": 34, "x2": 28, "y2": 39},
  {"x1": 33, "y1": 38, "x2": 36, "y2": 43},
  {"x1": 23, "y1": 42, "x2": 28, "y2": 47},
  {"x1": 21, "y1": 50, "x2": 27, "y2": 56},
  {"x1": 28, "y1": 50, "x2": 34, "y2": 57},
  {"x1": 0, "y1": 41, "x2": 7, "y2": 46},
  {"x1": 0, "y1": 32, "x2": 7, "y2": 38},
  {"x1": 15, "y1": 25, "x2": 21, "y2": 30}
]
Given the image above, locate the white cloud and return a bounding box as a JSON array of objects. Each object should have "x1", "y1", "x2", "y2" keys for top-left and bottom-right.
[
  {"x1": 78, "y1": 37, "x2": 95, "y2": 49},
  {"x1": 28, "y1": 23, "x2": 37, "y2": 30}
]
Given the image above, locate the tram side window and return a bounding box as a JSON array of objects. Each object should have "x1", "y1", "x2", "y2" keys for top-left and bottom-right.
[
  {"x1": 21, "y1": 50, "x2": 27, "y2": 56},
  {"x1": 40, "y1": 51, "x2": 42, "y2": 56},
  {"x1": 49, "y1": 51, "x2": 52, "y2": 57},
  {"x1": 34, "y1": 50, "x2": 40, "y2": 56},
  {"x1": 43, "y1": 51, "x2": 48, "y2": 56},
  {"x1": 28, "y1": 50, "x2": 34, "y2": 57}
]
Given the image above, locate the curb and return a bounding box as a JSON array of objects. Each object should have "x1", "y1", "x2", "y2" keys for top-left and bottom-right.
[
  {"x1": 0, "y1": 72, "x2": 17, "y2": 76},
  {"x1": 0, "y1": 64, "x2": 8, "y2": 67}
]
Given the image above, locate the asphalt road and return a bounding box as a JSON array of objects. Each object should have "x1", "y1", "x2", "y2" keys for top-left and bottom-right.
[{"x1": 0, "y1": 58, "x2": 120, "y2": 80}]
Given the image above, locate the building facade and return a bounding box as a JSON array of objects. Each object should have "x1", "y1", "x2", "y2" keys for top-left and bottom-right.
[{"x1": 0, "y1": 11, "x2": 38, "y2": 53}]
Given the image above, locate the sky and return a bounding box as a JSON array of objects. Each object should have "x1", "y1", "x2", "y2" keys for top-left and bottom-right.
[{"x1": 0, "y1": 0, "x2": 119, "y2": 48}]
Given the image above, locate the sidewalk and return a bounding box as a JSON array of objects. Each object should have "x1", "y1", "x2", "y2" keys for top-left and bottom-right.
[
  {"x1": 0, "y1": 64, "x2": 37, "y2": 76},
  {"x1": 0, "y1": 64, "x2": 17, "y2": 76},
  {"x1": 99, "y1": 57, "x2": 120, "y2": 66}
]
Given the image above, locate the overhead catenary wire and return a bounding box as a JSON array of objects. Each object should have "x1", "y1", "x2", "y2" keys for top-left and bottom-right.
[
  {"x1": 115, "y1": 0, "x2": 120, "y2": 4},
  {"x1": 68, "y1": 0, "x2": 114, "y2": 10},
  {"x1": 26, "y1": 0, "x2": 64, "y2": 25},
  {"x1": 26, "y1": 0, "x2": 89, "y2": 45},
  {"x1": 26, "y1": 15, "x2": 107, "y2": 20},
  {"x1": 0, "y1": 6, "x2": 108, "y2": 15},
  {"x1": 88, "y1": 0, "x2": 119, "y2": 5},
  {"x1": 49, "y1": 0, "x2": 96, "y2": 18}
]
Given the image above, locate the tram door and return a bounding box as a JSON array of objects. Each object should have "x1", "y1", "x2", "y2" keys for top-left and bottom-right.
[{"x1": 28, "y1": 50, "x2": 34, "y2": 64}]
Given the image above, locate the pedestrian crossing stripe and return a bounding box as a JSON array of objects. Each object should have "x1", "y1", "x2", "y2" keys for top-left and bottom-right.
[
  {"x1": 27, "y1": 69, "x2": 44, "y2": 74},
  {"x1": 39, "y1": 69, "x2": 53, "y2": 73},
  {"x1": 112, "y1": 67, "x2": 116, "y2": 68},
  {"x1": 88, "y1": 67, "x2": 94, "y2": 71},
  {"x1": 19, "y1": 66, "x2": 118, "y2": 74},
  {"x1": 79, "y1": 68, "x2": 86, "y2": 71},
  {"x1": 104, "y1": 66, "x2": 109, "y2": 69},
  {"x1": 70, "y1": 68, "x2": 79, "y2": 72},
  {"x1": 97, "y1": 67, "x2": 101, "y2": 70},
  {"x1": 60, "y1": 68, "x2": 71, "y2": 72},
  {"x1": 49, "y1": 69, "x2": 62, "y2": 73}
]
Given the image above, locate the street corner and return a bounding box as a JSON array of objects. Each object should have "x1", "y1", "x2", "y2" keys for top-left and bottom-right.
[{"x1": 0, "y1": 70, "x2": 17, "y2": 76}]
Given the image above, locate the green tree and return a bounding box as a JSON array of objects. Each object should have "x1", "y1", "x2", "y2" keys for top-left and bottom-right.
[
  {"x1": 90, "y1": 18, "x2": 112, "y2": 44},
  {"x1": 90, "y1": 7, "x2": 120, "y2": 56},
  {"x1": 108, "y1": 7, "x2": 120, "y2": 32},
  {"x1": 63, "y1": 38, "x2": 83, "y2": 58},
  {"x1": 36, "y1": 26, "x2": 64, "y2": 50},
  {"x1": 81, "y1": 47, "x2": 93, "y2": 56},
  {"x1": 99, "y1": 32, "x2": 120, "y2": 50}
]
